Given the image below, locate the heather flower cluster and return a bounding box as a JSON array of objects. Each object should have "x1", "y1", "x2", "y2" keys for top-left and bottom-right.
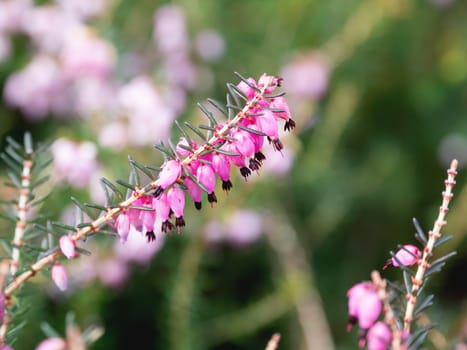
[{"x1": 111, "y1": 74, "x2": 293, "y2": 244}]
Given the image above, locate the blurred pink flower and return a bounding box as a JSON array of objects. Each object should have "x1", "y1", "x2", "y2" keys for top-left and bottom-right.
[
  {"x1": 0, "y1": 0, "x2": 31, "y2": 33},
  {"x1": 281, "y1": 52, "x2": 330, "y2": 99},
  {"x1": 35, "y1": 337, "x2": 66, "y2": 350},
  {"x1": 98, "y1": 258, "x2": 129, "y2": 288},
  {"x1": 114, "y1": 228, "x2": 165, "y2": 264},
  {"x1": 153, "y1": 5, "x2": 188, "y2": 55},
  {"x1": 51, "y1": 138, "x2": 99, "y2": 188},
  {"x1": 262, "y1": 144, "x2": 295, "y2": 177},
  {"x1": 61, "y1": 27, "x2": 115, "y2": 79},
  {"x1": 22, "y1": 5, "x2": 79, "y2": 53},
  {"x1": 59, "y1": 236, "x2": 76, "y2": 259},
  {"x1": 195, "y1": 29, "x2": 225, "y2": 62},
  {"x1": 118, "y1": 76, "x2": 175, "y2": 146},
  {"x1": 347, "y1": 282, "x2": 382, "y2": 330},
  {"x1": 98, "y1": 121, "x2": 129, "y2": 151},
  {"x1": 226, "y1": 210, "x2": 263, "y2": 246},
  {"x1": 366, "y1": 322, "x2": 392, "y2": 350},
  {"x1": 57, "y1": 0, "x2": 110, "y2": 19},
  {"x1": 203, "y1": 220, "x2": 226, "y2": 244},
  {"x1": 4, "y1": 55, "x2": 67, "y2": 120},
  {"x1": 73, "y1": 77, "x2": 116, "y2": 116},
  {"x1": 51, "y1": 264, "x2": 68, "y2": 291}
]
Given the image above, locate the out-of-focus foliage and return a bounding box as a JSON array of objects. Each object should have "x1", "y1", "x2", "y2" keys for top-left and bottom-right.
[{"x1": 0, "y1": 0, "x2": 466, "y2": 349}]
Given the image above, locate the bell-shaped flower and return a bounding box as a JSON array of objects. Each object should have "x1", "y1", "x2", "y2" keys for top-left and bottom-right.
[
  {"x1": 212, "y1": 153, "x2": 232, "y2": 191},
  {"x1": 258, "y1": 73, "x2": 281, "y2": 94},
  {"x1": 196, "y1": 164, "x2": 216, "y2": 194},
  {"x1": 59, "y1": 235, "x2": 76, "y2": 259},
  {"x1": 257, "y1": 110, "x2": 279, "y2": 139},
  {"x1": 153, "y1": 192, "x2": 173, "y2": 233},
  {"x1": 366, "y1": 322, "x2": 392, "y2": 350},
  {"x1": 51, "y1": 264, "x2": 68, "y2": 291},
  {"x1": 184, "y1": 177, "x2": 202, "y2": 209},
  {"x1": 347, "y1": 282, "x2": 382, "y2": 330},
  {"x1": 158, "y1": 160, "x2": 181, "y2": 189},
  {"x1": 168, "y1": 186, "x2": 186, "y2": 232},
  {"x1": 383, "y1": 244, "x2": 421, "y2": 270},
  {"x1": 231, "y1": 129, "x2": 255, "y2": 158},
  {"x1": 270, "y1": 96, "x2": 295, "y2": 131},
  {"x1": 115, "y1": 212, "x2": 130, "y2": 243}
]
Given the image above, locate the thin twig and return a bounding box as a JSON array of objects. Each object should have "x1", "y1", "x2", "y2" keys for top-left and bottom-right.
[
  {"x1": 4, "y1": 77, "x2": 276, "y2": 299},
  {"x1": 403, "y1": 159, "x2": 458, "y2": 332},
  {"x1": 10, "y1": 159, "x2": 33, "y2": 275},
  {"x1": 371, "y1": 270, "x2": 403, "y2": 350}
]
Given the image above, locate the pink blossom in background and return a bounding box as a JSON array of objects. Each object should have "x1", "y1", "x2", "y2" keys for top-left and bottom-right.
[
  {"x1": 281, "y1": 52, "x2": 330, "y2": 99},
  {"x1": 162, "y1": 54, "x2": 196, "y2": 89},
  {"x1": 60, "y1": 27, "x2": 115, "y2": 79},
  {"x1": 262, "y1": 144, "x2": 295, "y2": 177},
  {"x1": 98, "y1": 121, "x2": 129, "y2": 151},
  {"x1": 194, "y1": 29, "x2": 225, "y2": 62},
  {"x1": 98, "y1": 258, "x2": 129, "y2": 288},
  {"x1": 73, "y1": 77, "x2": 116, "y2": 116},
  {"x1": 366, "y1": 322, "x2": 392, "y2": 350},
  {"x1": 4, "y1": 55, "x2": 67, "y2": 120},
  {"x1": 35, "y1": 337, "x2": 66, "y2": 350},
  {"x1": 51, "y1": 138, "x2": 99, "y2": 188},
  {"x1": 153, "y1": 5, "x2": 188, "y2": 55},
  {"x1": 114, "y1": 228, "x2": 165, "y2": 264},
  {"x1": 0, "y1": 0, "x2": 32, "y2": 33},
  {"x1": 57, "y1": 0, "x2": 110, "y2": 19},
  {"x1": 203, "y1": 220, "x2": 226, "y2": 244},
  {"x1": 51, "y1": 264, "x2": 68, "y2": 291},
  {"x1": 226, "y1": 210, "x2": 263, "y2": 246},
  {"x1": 21, "y1": 5, "x2": 79, "y2": 54},
  {"x1": 118, "y1": 76, "x2": 175, "y2": 145}
]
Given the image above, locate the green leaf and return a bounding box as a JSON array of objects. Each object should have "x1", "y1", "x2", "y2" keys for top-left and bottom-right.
[
  {"x1": 413, "y1": 218, "x2": 427, "y2": 244},
  {"x1": 71, "y1": 196, "x2": 95, "y2": 218},
  {"x1": 207, "y1": 98, "x2": 228, "y2": 117},
  {"x1": 100, "y1": 178, "x2": 123, "y2": 201},
  {"x1": 129, "y1": 156, "x2": 155, "y2": 180},
  {"x1": 414, "y1": 294, "x2": 434, "y2": 316},
  {"x1": 154, "y1": 142, "x2": 175, "y2": 158},
  {"x1": 5, "y1": 136, "x2": 22, "y2": 151},
  {"x1": 237, "y1": 124, "x2": 267, "y2": 136},
  {"x1": 51, "y1": 221, "x2": 77, "y2": 232},
  {"x1": 184, "y1": 121, "x2": 207, "y2": 140},
  {"x1": 234, "y1": 71, "x2": 260, "y2": 92},
  {"x1": 23, "y1": 132, "x2": 33, "y2": 155},
  {"x1": 433, "y1": 234, "x2": 453, "y2": 248},
  {"x1": 40, "y1": 322, "x2": 61, "y2": 338},
  {"x1": 403, "y1": 269, "x2": 412, "y2": 294},
  {"x1": 174, "y1": 120, "x2": 193, "y2": 146},
  {"x1": 197, "y1": 102, "x2": 218, "y2": 126},
  {"x1": 0, "y1": 153, "x2": 22, "y2": 173},
  {"x1": 30, "y1": 175, "x2": 50, "y2": 188},
  {"x1": 5, "y1": 146, "x2": 24, "y2": 164},
  {"x1": 116, "y1": 179, "x2": 136, "y2": 191}
]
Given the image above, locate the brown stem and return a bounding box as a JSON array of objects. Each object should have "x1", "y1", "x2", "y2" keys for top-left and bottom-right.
[
  {"x1": 4, "y1": 76, "x2": 276, "y2": 299},
  {"x1": 403, "y1": 159, "x2": 458, "y2": 332}
]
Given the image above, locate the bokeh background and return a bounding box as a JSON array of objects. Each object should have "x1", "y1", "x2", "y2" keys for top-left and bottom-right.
[{"x1": 0, "y1": 0, "x2": 466, "y2": 349}]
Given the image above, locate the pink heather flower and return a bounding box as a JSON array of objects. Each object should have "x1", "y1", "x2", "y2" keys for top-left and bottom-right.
[
  {"x1": 0, "y1": 34, "x2": 11, "y2": 63},
  {"x1": 184, "y1": 177, "x2": 202, "y2": 210},
  {"x1": 98, "y1": 121, "x2": 128, "y2": 151},
  {"x1": 196, "y1": 164, "x2": 217, "y2": 204},
  {"x1": 176, "y1": 138, "x2": 194, "y2": 157},
  {"x1": 57, "y1": 0, "x2": 109, "y2": 19},
  {"x1": 257, "y1": 74, "x2": 281, "y2": 94},
  {"x1": 0, "y1": 0, "x2": 31, "y2": 33},
  {"x1": 59, "y1": 235, "x2": 76, "y2": 259},
  {"x1": 167, "y1": 187, "x2": 186, "y2": 232},
  {"x1": 115, "y1": 212, "x2": 130, "y2": 243},
  {"x1": 257, "y1": 110, "x2": 279, "y2": 139},
  {"x1": 158, "y1": 160, "x2": 182, "y2": 190},
  {"x1": 347, "y1": 282, "x2": 382, "y2": 330},
  {"x1": 366, "y1": 322, "x2": 392, "y2": 350},
  {"x1": 0, "y1": 293, "x2": 4, "y2": 324},
  {"x1": 262, "y1": 144, "x2": 295, "y2": 177},
  {"x1": 212, "y1": 153, "x2": 232, "y2": 191},
  {"x1": 153, "y1": 192, "x2": 173, "y2": 233},
  {"x1": 35, "y1": 337, "x2": 66, "y2": 350},
  {"x1": 237, "y1": 78, "x2": 257, "y2": 100},
  {"x1": 232, "y1": 130, "x2": 255, "y2": 159},
  {"x1": 153, "y1": 5, "x2": 188, "y2": 55},
  {"x1": 383, "y1": 244, "x2": 421, "y2": 270},
  {"x1": 1, "y1": 345, "x2": 14, "y2": 350},
  {"x1": 51, "y1": 264, "x2": 68, "y2": 291}
]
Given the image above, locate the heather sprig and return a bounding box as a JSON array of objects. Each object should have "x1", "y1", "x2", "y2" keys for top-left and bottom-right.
[
  {"x1": 0, "y1": 73, "x2": 293, "y2": 346},
  {"x1": 347, "y1": 159, "x2": 459, "y2": 350}
]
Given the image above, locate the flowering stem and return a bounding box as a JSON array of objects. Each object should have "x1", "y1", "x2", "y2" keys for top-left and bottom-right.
[
  {"x1": 4, "y1": 76, "x2": 276, "y2": 298},
  {"x1": 264, "y1": 333, "x2": 281, "y2": 350},
  {"x1": 403, "y1": 159, "x2": 458, "y2": 332},
  {"x1": 10, "y1": 159, "x2": 33, "y2": 275},
  {"x1": 371, "y1": 270, "x2": 403, "y2": 350}
]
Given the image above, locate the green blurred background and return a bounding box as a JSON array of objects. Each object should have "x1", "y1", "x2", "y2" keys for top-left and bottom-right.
[{"x1": 0, "y1": 0, "x2": 466, "y2": 349}]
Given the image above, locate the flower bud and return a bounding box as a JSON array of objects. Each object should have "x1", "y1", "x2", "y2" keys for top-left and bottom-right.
[
  {"x1": 115, "y1": 212, "x2": 130, "y2": 243},
  {"x1": 347, "y1": 282, "x2": 382, "y2": 330},
  {"x1": 59, "y1": 235, "x2": 76, "y2": 259},
  {"x1": 366, "y1": 322, "x2": 392, "y2": 350},
  {"x1": 51, "y1": 264, "x2": 68, "y2": 291},
  {"x1": 383, "y1": 244, "x2": 421, "y2": 270}
]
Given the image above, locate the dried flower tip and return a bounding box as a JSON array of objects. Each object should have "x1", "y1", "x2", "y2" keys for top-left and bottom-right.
[
  {"x1": 146, "y1": 231, "x2": 156, "y2": 242},
  {"x1": 284, "y1": 119, "x2": 296, "y2": 131},
  {"x1": 59, "y1": 235, "x2": 76, "y2": 259},
  {"x1": 51, "y1": 264, "x2": 68, "y2": 291},
  {"x1": 383, "y1": 244, "x2": 421, "y2": 270},
  {"x1": 222, "y1": 180, "x2": 233, "y2": 191},
  {"x1": 240, "y1": 166, "x2": 251, "y2": 178},
  {"x1": 254, "y1": 151, "x2": 266, "y2": 163}
]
